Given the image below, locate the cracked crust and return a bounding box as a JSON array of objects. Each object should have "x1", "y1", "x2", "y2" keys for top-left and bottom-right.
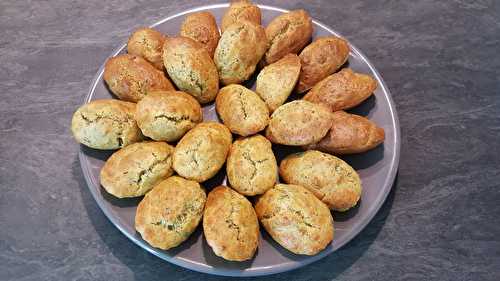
[
  {"x1": 255, "y1": 184, "x2": 334, "y2": 255},
  {"x1": 103, "y1": 54, "x2": 174, "y2": 102},
  {"x1": 214, "y1": 20, "x2": 268, "y2": 85},
  {"x1": 264, "y1": 9, "x2": 313, "y2": 65},
  {"x1": 256, "y1": 54, "x2": 301, "y2": 112},
  {"x1": 172, "y1": 122, "x2": 232, "y2": 182},
  {"x1": 100, "y1": 141, "x2": 174, "y2": 198},
  {"x1": 71, "y1": 99, "x2": 143, "y2": 150},
  {"x1": 279, "y1": 150, "x2": 362, "y2": 211},
  {"x1": 265, "y1": 100, "x2": 333, "y2": 146},
  {"x1": 163, "y1": 37, "x2": 219, "y2": 104},
  {"x1": 220, "y1": 0, "x2": 261, "y2": 33},
  {"x1": 180, "y1": 12, "x2": 220, "y2": 58},
  {"x1": 227, "y1": 135, "x2": 277, "y2": 196},
  {"x1": 216, "y1": 85, "x2": 269, "y2": 136},
  {"x1": 304, "y1": 68, "x2": 377, "y2": 111},
  {"x1": 296, "y1": 36, "x2": 350, "y2": 93},
  {"x1": 127, "y1": 27, "x2": 167, "y2": 70},
  {"x1": 135, "y1": 90, "x2": 203, "y2": 142},
  {"x1": 203, "y1": 186, "x2": 259, "y2": 261},
  {"x1": 135, "y1": 176, "x2": 206, "y2": 250},
  {"x1": 304, "y1": 111, "x2": 385, "y2": 155}
]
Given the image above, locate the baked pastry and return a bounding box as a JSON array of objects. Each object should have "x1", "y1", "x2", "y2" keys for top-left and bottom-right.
[
  {"x1": 71, "y1": 99, "x2": 143, "y2": 150},
  {"x1": 220, "y1": 0, "x2": 261, "y2": 33},
  {"x1": 103, "y1": 54, "x2": 174, "y2": 102},
  {"x1": 255, "y1": 184, "x2": 334, "y2": 255},
  {"x1": 226, "y1": 135, "x2": 277, "y2": 196},
  {"x1": 163, "y1": 37, "x2": 219, "y2": 104},
  {"x1": 303, "y1": 68, "x2": 377, "y2": 111},
  {"x1": 265, "y1": 100, "x2": 333, "y2": 146},
  {"x1": 180, "y1": 12, "x2": 220, "y2": 58},
  {"x1": 172, "y1": 122, "x2": 232, "y2": 182},
  {"x1": 264, "y1": 9, "x2": 313, "y2": 64},
  {"x1": 203, "y1": 186, "x2": 259, "y2": 261},
  {"x1": 127, "y1": 27, "x2": 167, "y2": 70},
  {"x1": 296, "y1": 36, "x2": 350, "y2": 93},
  {"x1": 135, "y1": 90, "x2": 203, "y2": 142},
  {"x1": 279, "y1": 150, "x2": 361, "y2": 211},
  {"x1": 135, "y1": 176, "x2": 206, "y2": 250},
  {"x1": 214, "y1": 20, "x2": 268, "y2": 85},
  {"x1": 255, "y1": 54, "x2": 301, "y2": 112},
  {"x1": 100, "y1": 141, "x2": 174, "y2": 198},
  {"x1": 215, "y1": 85, "x2": 269, "y2": 136},
  {"x1": 305, "y1": 111, "x2": 385, "y2": 154}
]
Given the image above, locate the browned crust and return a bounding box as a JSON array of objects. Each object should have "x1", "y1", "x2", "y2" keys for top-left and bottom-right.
[
  {"x1": 264, "y1": 9, "x2": 313, "y2": 65},
  {"x1": 100, "y1": 141, "x2": 174, "y2": 198},
  {"x1": 103, "y1": 54, "x2": 174, "y2": 102},
  {"x1": 214, "y1": 20, "x2": 268, "y2": 85},
  {"x1": 127, "y1": 27, "x2": 167, "y2": 70},
  {"x1": 70, "y1": 99, "x2": 143, "y2": 150},
  {"x1": 226, "y1": 135, "x2": 277, "y2": 196},
  {"x1": 296, "y1": 36, "x2": 350, "y2": 93},
  {"x1": 180, "y1": 12, "x2": 220, "y2": 58},
  {"x1": 255, "y1": 184, "x2": 334, "y2": 255},
  {"x1": 255, "y1": 54, "x2": 302, "y2": 112},
  {"x1": 221, "y1": 0, "x2": 262, "y2": 33},
  {"x1": 303, "y1": 68, "x2": 377, "y2": 111},
  {"x1": 135, "y1": 90, "x2": 203, "y2": 142},
  {"x1": 215, "y1": 85, "x2": 269, "y2": 136},
  {"x1": 265, "y1": 100, "x2": 333, "y2": 146},
  {"x1": 134, "y1": 176, "x2": 206, "y2": 250},
  {"x1": 162, "y1": 37, "x2": 219, "y2": 104},
  {"x1": 304, "y1": 111, "x2": 385, "y2": 154},
  {"x1": 172, "y1": 122, "x2": 232, "y2": 182},
  {"x1": 279, "y1": 150, "x2": 362, "y2": 211},
  {"x1": 203, "y1": 186, "x2": 259, "y2": 261}
]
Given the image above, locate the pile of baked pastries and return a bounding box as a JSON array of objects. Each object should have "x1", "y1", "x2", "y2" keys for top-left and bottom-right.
[{"x1": 71, "y1": 1, "x2": 386, "y2": 261}]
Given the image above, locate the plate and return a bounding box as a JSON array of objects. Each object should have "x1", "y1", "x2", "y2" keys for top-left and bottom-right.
[{"x1": 79, "y1": 3, "x2": 400, "y2": 277}]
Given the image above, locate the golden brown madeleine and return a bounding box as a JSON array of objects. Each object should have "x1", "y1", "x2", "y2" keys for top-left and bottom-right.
[
  {"x1": 103, "y1": 54, "x2": 174, "y2": 102},
  {"x1": 226, "y1": 135, "x2": 277, "y2": 196},
  {"x1": 163, "y1": 37, "x2": 219, "y2": 104},
  {"x1": 279, "y1": 150, "x2": 362, "y2": 211},
  {"x1": 265, "y1": 100, "x2": 333, "y2": 146},
  {"x1": 296, "y1": 36, "x2": 350, "y2": 93},
  {"x1": 180, "y1": 12, "x2": 220, "y2": 58},
  {"x1": 135, "y1": 176, "x2": 206, "y2": 250},
  {"x1": 215, "y1": 85, "x2": 269, "y2": 136},
  {"x1": 71, "y1": 99, "x2": 143, "y2": 150},
  {"x1": 135, "y1": 91, "x2": 203, "y2": 142},
  {"x1": 256, "y1": 54, "x2": 301, "y2": 112},
  {"x1": 305, "y1": 111, "x2": 385, "y2": 154},
  {"x1": 203, "y1": 186, "x2": 259, "y2": 261},
  {"x1": 255, "y1": 184, "x2": 334, "y2": 255},
  {"x1": 214, "y1": 21, "x2": 268, "y2": 85},
  {"x1": 127, "y1": 27, "x2": 167, "y2": 70},
  {"x1": 304, "y1": 68, "x2": 377, "y2": 111},
  {"x1": 172, "y1": 122, "x2": 232, "y2": 182},
  {"x1": 264, "y1": 9, "x2": 313, "y2": 64},
  {"x1": 100, "y1": 142, "x2": 174, "y2": 198},
  {"x1": 221, "y1": 0, "x2": 261, "y2": 33}
]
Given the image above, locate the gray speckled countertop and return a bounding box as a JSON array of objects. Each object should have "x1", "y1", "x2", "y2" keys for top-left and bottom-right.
[{"x1": 1, "y1": 1, "x2": 499, "y2": 280}]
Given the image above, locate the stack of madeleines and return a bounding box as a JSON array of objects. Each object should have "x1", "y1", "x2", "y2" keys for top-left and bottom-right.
[{"x1": 71, "y1": 0, "x2": 385, "y2": 261}]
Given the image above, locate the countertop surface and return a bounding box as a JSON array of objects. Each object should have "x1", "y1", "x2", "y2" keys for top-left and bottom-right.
[{"x1": 1, "y1": 1, "x2": 499, "y2": 280}]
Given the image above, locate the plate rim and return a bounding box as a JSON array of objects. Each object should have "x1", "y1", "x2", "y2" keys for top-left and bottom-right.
[{"x1": 79, "y1": 3, "x2": 401, "y2": 277}]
